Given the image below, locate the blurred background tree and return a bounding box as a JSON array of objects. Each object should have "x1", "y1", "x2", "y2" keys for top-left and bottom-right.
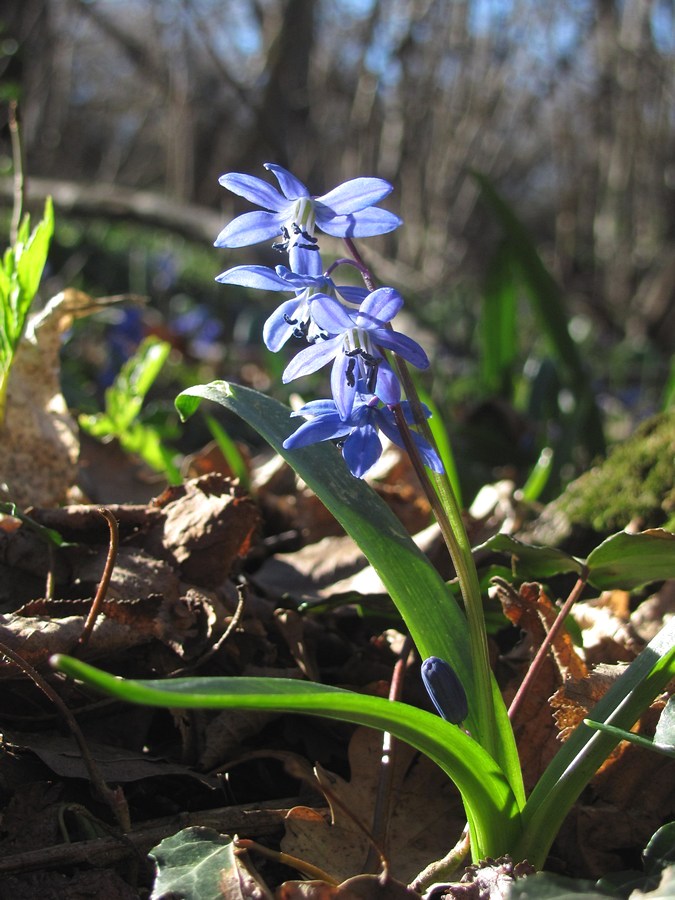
[{"x1": 0, "y1": 0, "x2": 673, "y2": 493}]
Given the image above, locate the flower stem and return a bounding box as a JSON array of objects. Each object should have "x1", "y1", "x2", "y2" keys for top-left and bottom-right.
[{"x1": 343, "y1": 236, "x2": 500, "y2": 758}]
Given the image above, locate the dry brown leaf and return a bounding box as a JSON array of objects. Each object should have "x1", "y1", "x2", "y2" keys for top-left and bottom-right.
[
  {"x1": 0, "y1": 290, "x2": 130, "y2": 509},
  {"x1": 494, "y1": 580, "x2": 588, "y2": 790},
  {"x1": 281, "y1": 726, "x2": 464, "y2": 885},
  {"x1": 148, "y1": 474, "x2": 260, "y2": 588},
  {"x1": 0, "y1": 593, "x2": 210, "y2": 673},
  {"x1": 2, "y1": 731, "x2": 216, "y2": 785}
]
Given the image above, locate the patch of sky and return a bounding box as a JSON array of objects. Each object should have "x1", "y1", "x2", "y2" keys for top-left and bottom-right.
[{"x1": 651, "y1": 0, "x2": 674, "y2": 53}]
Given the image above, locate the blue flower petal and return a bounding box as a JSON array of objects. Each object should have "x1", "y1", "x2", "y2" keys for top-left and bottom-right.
[
  {"x1": 263, "y1": 298, "x2": 303, "y2": 352},
  {"x1": 316, "y1": 178, "x2": 393, "y2": 215},
  {"x1": 378, "y1": 412, "x2": 444, "y2": 473},
  {"x1": 357, "y1": 287, "x2": 403, "y2": 326},
  {"x1": 311, "y1": 296, "x2": 356, "y2": 333},
  {"x1": 215, "y1": 210, "x2": 283, "y2": 248},
  {"x1": 218, "y1": 173, "x2": 288, "y2": 211},
  {"x1": 336, "y1": 284, "x2": 369, "y2": 305},
  {"x1": 331, "y1": 353, "x2": 357, "y2": 419},
  {"x1": 315, "y1": 208, "x2": 403, "y2": 238},
  {"x1": 282, "y1": 335, "x2": 342, "y2": 382},
  {"x1": 216, "y1": 264, "x2": 289, "y2": 289},
  {"x1": 342, "y1": 424, "x2": 382, "y2": 477},
  {"x1": 264, "y1": 163, "x2": 309, "y2": 200},
  {"x1": 290, "y1": 244, "x2": 324, "y2": 277},
  {"x1": 372, "y1": 360, "x2": 401, "y2": 405},
  {"x1": 283, "y1": 415, "x2": 352, "y2": 450},
  {"x1": 370, "y1": 329, "x2": 430, "y2": 369},
  {"x1": 290, "y1": 399, "x2": 341, "y2": 418}
]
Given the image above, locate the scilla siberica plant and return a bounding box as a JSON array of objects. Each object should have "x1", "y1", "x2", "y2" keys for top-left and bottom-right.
[{"x1": 53, "y1": 164, "x2": 675, "y2": 883}]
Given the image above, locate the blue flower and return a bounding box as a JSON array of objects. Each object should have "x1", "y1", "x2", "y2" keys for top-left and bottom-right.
[
  {"x1": 215, "y1": 264, "x2": 368, "y2": 351},
  {"x1": 283, "y1": 393, "x2": 443, "y2": 478},
  {"x1": 281, "y1": 287, "x2": 429, "y2": 418},
  {"x1": 215, "y1": 164, "x2": 402, "y2": 275}
]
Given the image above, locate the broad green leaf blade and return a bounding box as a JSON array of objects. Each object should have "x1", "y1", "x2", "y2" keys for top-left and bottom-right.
[
  {"x1": 475, "y1": 533, "x2": 584, "y2": 580},
  {"x1": 586, "y1": 529, "x2": 675, "y2": 591},
  {"x1": 150, "y1": 827, "x2": 257, "y2": 900},
  {"x1": 176, "y1": 386, "x2": 470, "y2": 716},
  {"x1": 175, "y1": 381, "x2": 525, "y2": 809},
  {"x1": 515, "y1": 618, "x2": 675, "y2": 868},
  {"x1": 52, "y1": 655, "x2": 521, "y2": 861}
]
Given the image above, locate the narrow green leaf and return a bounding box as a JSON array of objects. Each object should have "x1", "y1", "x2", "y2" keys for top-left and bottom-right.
[
  {"x1": 204, "y1": 413, "x2": 251, "y2": 492},
  {"x1": 52, "y1": 655, "x2": 522, "y2": 860},
  {"x1": 582, "y1": 719, "x2": 675, "y2": 758},
  {"x1": 515, "y1": 618, "x2": 675, "y2": 868},
  {"x1": 15, "y1": 197, "x2": 54, "y2": 310},
  {"x1": 586, "y1": 529, "x2": 675, "y2": 591},
  {"x1": 480, "y1": 240, "x2": 518, "y2": 397},
  {"x1": 474, "y1": 533, "x2": 585, "y2": 580},
  {"x1": 416, "y1": 385, "x2": 463, "y2": 507},
  {"x1": 521, "y1": 446, "x2": 554, "y2": 502}
]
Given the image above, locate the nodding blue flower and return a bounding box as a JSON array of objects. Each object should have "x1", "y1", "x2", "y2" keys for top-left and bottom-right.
[
  {"x1": 283, "y1": 392, "x2": 443, "y2": 479},
  {"x1": 421, "y1": 657, "x2": 469, "y2": 725},
  {"x1": 215, "y1": 264, "x2": 368, "y2": 351},
  {"x1": 281, "y1": 286, "x2": 429, "y2": 419},
  {"x1": 215, "y1": 163, "x2": 402, "y2": 275}
]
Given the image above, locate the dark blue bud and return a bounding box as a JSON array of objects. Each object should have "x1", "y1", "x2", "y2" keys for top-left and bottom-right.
[{"x1": 421, "y1": 656, "x2": 469, "y2": 725}]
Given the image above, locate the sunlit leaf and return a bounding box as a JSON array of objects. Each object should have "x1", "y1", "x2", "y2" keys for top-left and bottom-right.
[{"x1": 586, "y1": 529, "x2": 675, "y2": 590}]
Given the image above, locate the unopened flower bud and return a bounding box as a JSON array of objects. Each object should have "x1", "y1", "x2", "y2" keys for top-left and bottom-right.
[{"x1": 421, "y1": 656, "x2": 468, "y2": 725}]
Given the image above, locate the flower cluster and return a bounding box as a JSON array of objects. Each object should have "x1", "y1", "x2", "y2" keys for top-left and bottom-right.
[{"x1": 215, "y1": 163, "x2": 442, "y2": 478}]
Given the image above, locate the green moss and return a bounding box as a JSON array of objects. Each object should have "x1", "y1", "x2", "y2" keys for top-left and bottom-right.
[{"x1": 530, "y1": 409, "x2": 675, "y2": 545}]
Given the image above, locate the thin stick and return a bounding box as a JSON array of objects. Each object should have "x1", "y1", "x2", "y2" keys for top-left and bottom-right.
[
  {"x1": 8, "y1": 101, "x2": 25, "y2": 244},
  {"x1": 235, "y1": 838, "x2": 339, "y2": 885},
  {"x1": 508, "y1": 571, "x2": 589, "y2": 721},
  {"x1": 77, "y1": 508, "x2": 119, "y2": 653},
  {"x1": 0, "y1": 640, "x2": 131, "y2": 833},
  {"x1": 364, "y1": 636, "x2": 414, "y2": 873}
]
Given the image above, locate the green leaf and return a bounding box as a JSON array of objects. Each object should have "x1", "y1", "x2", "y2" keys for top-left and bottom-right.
[
  {"x1": 175, "y1": 381, "x2": 526, "y2": 813},
  {"x1": 473, "y1": 171, "x2": 605, "y2": 459},
  {"x1": 480, "y1": 240, "x2": 518, "y2": 397},
  {"x1": 204, "y1": 413, "x2": 251, "y2": 492},
  {"x1": 474, "y1": 533, "x2": 585, "y2": 580},
  {"x1": 15, "y1": 197, "x2": 54, "y2": 313},
  {"x1": 176, "y1": 386, "x2": 471, "y2": 716},
  {"x1": 150, "y1": 827, "x2": 245, "y2": 900},
  {"x1": 644, "y1": 824, "x2": 675, "y2": 877},
  {"x1": 582, "y1": 719, "x2": 675, "y2": 759},
  {"x1": 52, "y1": 655, "x2": 522, "y2": 861},
  {"x1": 586, "y1": 530, "x2": 675, "y2": 591}
]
